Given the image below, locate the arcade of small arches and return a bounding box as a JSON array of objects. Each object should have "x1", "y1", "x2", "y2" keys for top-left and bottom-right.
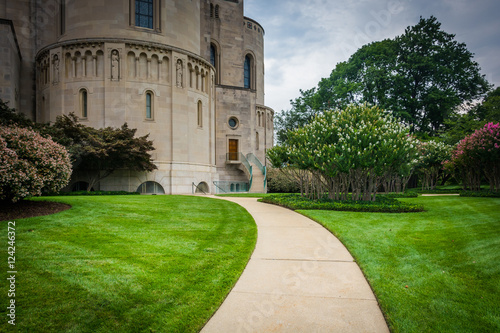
[{"x1": 36, "y1": 41, "x2": 213, "y2": 91}]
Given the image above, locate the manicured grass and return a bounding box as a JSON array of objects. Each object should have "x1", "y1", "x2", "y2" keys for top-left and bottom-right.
[
  {"x1": 0, "y1": 195, "x2": 257, "y2": 332},
  {"x1": 300, "y1": 196, "x2": 500, "y2": 332}
]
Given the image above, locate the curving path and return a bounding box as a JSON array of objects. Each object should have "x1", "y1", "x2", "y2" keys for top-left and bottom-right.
[{"x1": 201, "y1": 197, "x2": 389, "y2": 333}]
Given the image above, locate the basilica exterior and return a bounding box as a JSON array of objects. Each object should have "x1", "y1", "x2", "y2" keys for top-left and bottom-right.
[{"x1": 0, "y1": 0, "x2": 273, "y2": 194}]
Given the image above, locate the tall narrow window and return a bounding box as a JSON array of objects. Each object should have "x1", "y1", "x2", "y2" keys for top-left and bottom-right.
[
  {"x1": 136, "y1": 0, "x2": 154, "y2": 29},
  {"x1": 146, "y1": 92, "x2": 152, "y2": 119},
  {"x1": 197, "y1": 101, "x2": 203, "y2": 127},
  {"x1": 60, "y1": 0, "x2": 66, "y2": 35},
  {"x1": 210, "y1": 43, "x2": 220, "y2": 84},
  {"x1": 244, "y1": 55, "x2": 251, "y2": 89},
  {"x1": 210, "y1": 45, "x2": 216, "y2": 67},
  {"x1": 215, "y1": 5, "x2": 220, "y2": 19},
  {"x1": 80, "y1": 89, "x2": 88, "y2": 118},
  {"x1": 256, "y1": 132, "x2": 260, "y2": 150},
  {"x1": 210, "y1": 3, "x2": 214, "y2": 18}
]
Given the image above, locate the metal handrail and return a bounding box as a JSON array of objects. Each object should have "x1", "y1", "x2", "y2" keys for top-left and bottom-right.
[
  {"x1": 213, "y1": 181, "x2": 250, "y2": 194},
  {"x1": 192, "y1": 182, "x2": 208, "y2": 195},
  {"x1": 212, "y1": 181, "x2": 227, "y2": 193},
  {"x1": 246, "y1": 153, "x2": 265, "y2": 174},
  {"x1": 247, "y1": 153, "x2": 266, "y2": 191}
]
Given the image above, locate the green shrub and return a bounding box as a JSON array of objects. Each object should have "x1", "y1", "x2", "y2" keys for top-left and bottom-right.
[
  {"x1": 460, "y1": 191, "x2": 500, "y2": 198},
  {"x1": 380, "y1": 192, "x2": 418, "y2": 198},
  {"x1": 259, "y1": 194, "x2": 424, "y2": 213},
  {"x1": 266, "y1": 168, "x2": 300, "y2": 193}
]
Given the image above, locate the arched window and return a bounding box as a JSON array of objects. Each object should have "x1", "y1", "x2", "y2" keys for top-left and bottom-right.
[
  {"x1": 137, "y1": 181, "x2": 165, "y2": 194},
  {"x1": 146, "y1": 91, "x2": 153, "y2": 119},
  {"x1": 71, "y1": 181, "x2": 93, "y2": 192},
  {"x1": 210, "y1": 43, "x2": 220, "y2": 84},
  {"x1": 80, "y1": 89, "x2": 88, "y2": 118},
  {"x1": 195, "y1": 181, "x2": 209, "y2": 194},
  {"x1": 215, "y1": 5, "x2": 220, "y2": 19},
  {"x1": 256, "y1": 132, "x2": 260, "y2": 150},
  {"x1": 244, "y1": 55, "x2": 252, "y2": 89},
  {"x1": 210, "y1": 3, "x2": 214, "y2": 18},
  {"x1": 197, "y1": 100, "x2": 203, "y2": 127}
]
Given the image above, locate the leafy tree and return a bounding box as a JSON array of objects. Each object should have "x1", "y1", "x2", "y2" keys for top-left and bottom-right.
[
  {"x1": 269, "y1": 103, "x2": 418, "y2": 201},
  {"x1": 48, "y1": 114, "x2": 157, "y2": 191},
  {"x1": 415, "y1": 140, "x2": 452, "y2": 190},
  {"x1": 0, "y1": 100, "x2": 157, "y2": 192},
  {"x1": 0, "y1": 126, "x2": 72, "y2": 202},
  {"x1": 275, "y1": 88, "x2": 321, "y2": 144},
  {"x1": 280, "y1": 16, "x2": 490, "y2": 139},
  {"x1": 444, "y1": 122, "x2": 500, "y2": 191},
  {"x1": 442, "y1": 87, "x2": 500, "y2": 144}
]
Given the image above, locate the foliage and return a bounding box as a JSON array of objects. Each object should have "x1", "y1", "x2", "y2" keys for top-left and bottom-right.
[
  {"x1": 266, "y1": 167, "x2": 300, "y2": 193},
  {"x1": 268, "y1": 103, "x2": 419, "y2": 201},
  {"x1": 415, "y1": 140, "x2": 452, "y2": 190},
  {"x1": 441, "y1": 87, "x2": 500, "y2": 145},
  {"x1": 47, "y1": 113, "x2": 157, "y2": 191},
  {"x1": 0, "y1": 126, "x2": 72, "y2": 202},
  {"x1": 259, "y1": 193, "x2": 424, "y2": 213},
  {"x1": 275, "y1": 88, "x2": 322, "y2": 144},
  {"x1": 0, "y1": 99, "x2": 36, "y2": 128},
  {"x1": 460, "y1": 190, "x2": 500, "y2": 198},
  {"x1": 444, "y1": 122, "x2": 500, "y2": 191},
  {"x1": 0, "y1": 99, "x2": 157, "y2": 192},
  {"x1": 278, "y1": 16, "x2": 490, "y2": 139}
]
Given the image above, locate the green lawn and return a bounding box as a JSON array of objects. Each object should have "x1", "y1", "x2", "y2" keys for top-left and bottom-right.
[
  {"x1": 300, "y1": 196, "x2": 500, "y2": 333},
  {"x1": 0, "y1": 195, "x2": 257, "y2": 332}
]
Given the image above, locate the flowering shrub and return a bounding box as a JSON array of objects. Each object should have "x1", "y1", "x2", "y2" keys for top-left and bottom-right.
[
  {"x1": 444, "y1": 122, "x2": 500, "y2": 191},
  {"x1": 0, "y1": 126, "x2": 72, "y2": 202},
  {"x1": 268, "y1": 103, "x2": 419, "y2": 201},
  {"x1": 415, "y1": 140, "x2": 452, "y2": 190}
]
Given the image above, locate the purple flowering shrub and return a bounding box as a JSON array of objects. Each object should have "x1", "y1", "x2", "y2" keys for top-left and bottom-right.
[
  {"x1": 444, "y1": 122, "x2": 500, "y2": 191},
  {"x1": 0, "y1": 126, "x2": 72, "y2": 202}
]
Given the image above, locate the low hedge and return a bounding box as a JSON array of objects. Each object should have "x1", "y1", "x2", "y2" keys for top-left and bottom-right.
[
  {"x1": 45, "y1": 190, "x2": 141, "y2": 196},
  {"x1": 459, "y1": 191, "x2": 500, "y2": 198},
  {"x1": 405, "y1": 188, "x2": 461, "y2": 195},
  {"x1": 259, "y1": 193, "x2": 424, "y2": 213}
]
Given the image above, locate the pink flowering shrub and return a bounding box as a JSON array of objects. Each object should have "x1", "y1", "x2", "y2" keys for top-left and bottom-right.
[
  {"x1": 444, "y1": 122, "x2": 500, "y2": 191},
  {"x1": 0, "y1": 126, "x2": 72, "y2": 202}
]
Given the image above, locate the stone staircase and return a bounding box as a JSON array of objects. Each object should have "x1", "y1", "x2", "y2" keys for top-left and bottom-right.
[{"x1": 248, "y1": 160, "x2": 266, "y2": 193}]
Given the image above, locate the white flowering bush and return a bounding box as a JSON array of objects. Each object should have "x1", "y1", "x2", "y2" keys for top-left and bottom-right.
[
  {"x1": 0, "y1": 126, "x2": 72, "y2": 202},
  {"x1": 415, "y1": 140, "x2": 452, "y2": 190},
  {"x1": 268, "y1": 103, "x2": 419, "y2": 201}
]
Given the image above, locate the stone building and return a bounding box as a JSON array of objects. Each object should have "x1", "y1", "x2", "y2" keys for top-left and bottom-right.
[{"x1": 0, "y1": 0, "x2": 273, "y2": 194}]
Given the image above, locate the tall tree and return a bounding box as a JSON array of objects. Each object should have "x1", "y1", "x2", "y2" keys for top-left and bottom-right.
[
  {"x1": 393, "y1": 16, "x2": 490, "y2": 134},
  {"x1": 280, "y1": 16, "x2": 490, "y2": 139},
  {"x1": 49, "y1": 114, "x2": 157, "y2": 191},
  {"x1": 441, "y1": 86, "x2": 500, "y2": 144}
]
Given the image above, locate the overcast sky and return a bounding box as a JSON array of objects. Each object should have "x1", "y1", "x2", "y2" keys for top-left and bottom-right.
[{"x1": 244, "y1": 0, "x2": 500, "y2": 114}]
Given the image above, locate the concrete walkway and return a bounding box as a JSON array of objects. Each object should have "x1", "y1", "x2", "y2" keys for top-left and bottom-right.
[{"x1": 201, "y1": 197, "x2": 389, "y2": 333}]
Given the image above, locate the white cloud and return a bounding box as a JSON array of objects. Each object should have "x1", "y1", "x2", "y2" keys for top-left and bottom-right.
[{"x1": 245, "y1": 0, "x2": 500, "y2": 113}]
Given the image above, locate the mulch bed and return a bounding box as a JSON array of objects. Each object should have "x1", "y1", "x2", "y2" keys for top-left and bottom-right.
[{"x1": 0, "y1": 200, "x2": 71, "y2": 221}]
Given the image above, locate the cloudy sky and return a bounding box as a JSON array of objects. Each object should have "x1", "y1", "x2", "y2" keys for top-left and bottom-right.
[{"x1": 244, "y1": 0, "x2": 500, "y2": 114}]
